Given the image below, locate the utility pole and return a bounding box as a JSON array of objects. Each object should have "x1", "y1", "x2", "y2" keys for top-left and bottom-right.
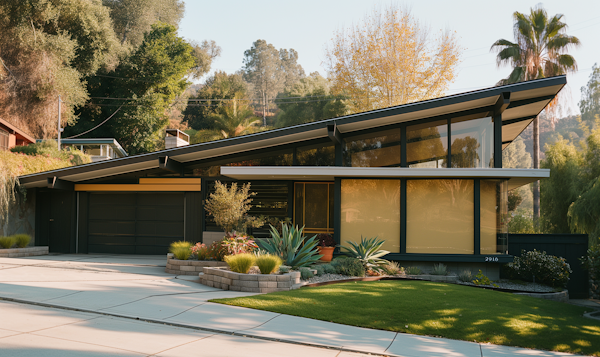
[{"x1": 57, "y1": 95, "x2": 62, "y2": 151}]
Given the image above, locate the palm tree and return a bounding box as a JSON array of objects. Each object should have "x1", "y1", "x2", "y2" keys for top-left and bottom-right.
[
  {"x1": 491, "y1": 5, "x2": 580, "y2": 227},
  {"x1": 210, "y1": 97, "x2": 261, "y2": 139}
]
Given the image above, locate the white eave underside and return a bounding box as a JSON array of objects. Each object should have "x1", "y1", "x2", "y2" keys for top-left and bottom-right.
[{"x1": 220, "y1": 167, "x2": 550, "y2": 190}]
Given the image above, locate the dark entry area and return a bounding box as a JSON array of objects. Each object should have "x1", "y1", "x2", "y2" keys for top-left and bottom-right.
[
  {"x1": 36, "y1": 189, "x2": 76, "y2": 253},
  {"x1": 85, "y1": 192, "x2": 184, "y2": 254}
]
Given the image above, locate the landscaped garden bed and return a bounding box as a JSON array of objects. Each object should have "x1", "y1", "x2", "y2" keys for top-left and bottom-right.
[
  {"x1": 200, "y1": 266, "x2": 301, "y2": 293},
  {"x1": 165, "y1": 254, "x2": 228, "y2": 276},
  {"x1": 0, "y1": 234, "x2": 46, "y2": 257}
]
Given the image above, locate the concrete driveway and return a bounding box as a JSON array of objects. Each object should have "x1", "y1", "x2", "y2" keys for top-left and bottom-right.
[{"x1": 0, "y1": 254, "x2": 584, "y2": 357}]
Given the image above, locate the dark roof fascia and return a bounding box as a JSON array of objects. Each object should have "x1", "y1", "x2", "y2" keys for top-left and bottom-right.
[{"x1": 18, "y1": 75, "x2": 566, "y2": 184}]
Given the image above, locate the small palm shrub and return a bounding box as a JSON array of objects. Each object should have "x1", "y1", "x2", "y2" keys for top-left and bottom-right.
[
  {"x1": 258, "y1": 224, "x2": 322, "y2": 268},
  {"x1": 225, "y1": 253, "x2": 255, "y2": 274},
  {"x1": 382, "y1": 261, "x2": 403, "y2": 275},
  {"x1": 255, "y1": 254, "x2": 282, "y2": 274},
  {"x1": 340, "y1": 236, "x2": 389, "y2": 271},
  {"x1": 405, "y1": 266, "x2": 422, "y2": 275},
  {"x1": 169, "y1": 241, "x2": 192, "y2": 260},
  {"x1": 505, "y1": 249, "x2": 572, "y2": 288},
  {"x1": 431, "y1": 263, "x2": 448, "y2": 276},
  {"x1": 0, "y1": 236, "x2": 14, "y2": 249},
  {"x1": 331, "y1": 257, "x2": 365, "y2": 277},
  {"x1": 458, "y1": 269, "x2": 473, "y2": 282},
  {"x1": 300, "y1": 267, "x2": 314, "y2": 280},
  {"x1": 13, "y1": 234, "x2": 31, "y2": 248}
]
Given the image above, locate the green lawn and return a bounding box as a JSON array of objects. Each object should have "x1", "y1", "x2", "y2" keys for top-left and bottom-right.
[{"x1": 211, "y1": 280, "x2": 600, "y2": 356}]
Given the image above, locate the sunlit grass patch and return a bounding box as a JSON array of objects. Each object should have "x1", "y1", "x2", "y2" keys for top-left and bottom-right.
[{"x1": 211, "y1": 280, "x2": 600, "y2": 356}]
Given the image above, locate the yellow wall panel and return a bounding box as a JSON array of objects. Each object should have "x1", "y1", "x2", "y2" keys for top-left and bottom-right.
[
  {"x1": 406, "y1": 180, "x2": 474, "y2": 254},
  {"x1": 340, "y1": 179, "x2": 400, "y2": 253},
  {"x1": 480, "y1": 180, "x2": 497, "y2": 254}
]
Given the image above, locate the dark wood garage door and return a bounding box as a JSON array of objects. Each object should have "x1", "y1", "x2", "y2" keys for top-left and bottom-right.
[{"x1": 87, "y1": 192, "x2": 184, "y2": 254}]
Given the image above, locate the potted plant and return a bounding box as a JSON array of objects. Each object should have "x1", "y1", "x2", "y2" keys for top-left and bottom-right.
[{"x1": 316, "y1": 233, "x2": 336, "y2": 262}]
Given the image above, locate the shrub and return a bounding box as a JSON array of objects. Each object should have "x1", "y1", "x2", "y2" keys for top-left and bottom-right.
[
  {"x1": 317, "y1": 233, "x2": 335, "y2": 247},
  {"x1": 405, "y1": 266, "x2": 422, "y2": 275},
  {"x1": 191, "y1": 243, "x2": 208, "y2": 260},
  {"x1": 431, "y1": 263, "x2": 448, "y2": 276},
  {"x1": 322, "y1": 263, "x2": 336, "y2": 274},
  {"x1": 12, "y1": 234, "x2": 31, "y2": 248},
  {"x1": 472, "y1": 270, "x2": 498, "y2": 287},
  {"x1": 204, "y1": 181, "x2": 264, "y2": 234},
  {"x1": 0, "y1": 236, "x2": 14, "y2": 249},
  {"x1": 581, "y1": 245, "x2": 600, "y2": 282},
  {"x1": 279, "y1": 265, "x2": 290, "y2": 274},
  {"x1": 255, "y1": 254, "x2": 282, "y2": 274},
  {"x1": 458, "y1": 270, "x2": 473, "y2": 282},
  {"x1": 506, "y1": 249, "x2": 572, "y2": 288},
  {"x1": 222, "y1": 233, "x2": 258, "y2": 255},
  {"x1": 382, "y1": 261, "x2": 403, "y2": 275},
  {"x1": 300, "y1": 267, "x2": 314, "y2": 280},
  {"x1": 313, "y1": 265, "x2": 325, "y2": 276},
  {"x1": 340, "y1": 236, "x2": 389, "y2": 271},
  {"x1": 225, "y1": 253, "x2": 255, "y2": 274},
  {"x1": 258, "y1": 224, "x2": 322, "y2": 268},
  {"x1": 207, "y1": 240, "x2": 228, "y2": 261},
  {"x1": 169, "y1": 241, "x2": 192, "y2": 260},
  {"x1": 331, "y1": 257, "x2": 365, "y2": 277}
]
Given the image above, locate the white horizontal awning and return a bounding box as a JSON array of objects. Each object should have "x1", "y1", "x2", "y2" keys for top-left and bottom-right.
[{"x1": 220, "y1": 166, "x2": 550, "y2": 190}]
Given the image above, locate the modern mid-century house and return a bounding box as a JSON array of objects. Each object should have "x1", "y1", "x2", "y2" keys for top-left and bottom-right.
[{"x1": 18, "y1": 76, "x2": 565, "y2": 275}]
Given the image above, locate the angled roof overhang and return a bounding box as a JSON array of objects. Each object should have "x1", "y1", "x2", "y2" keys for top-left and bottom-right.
[
  {"x1": 18, "y1": 76, "x2": 566, "y2": 188},
  {"x1": 220, "y1": 166, "x2": 549, "y2": 190},
  {"x1": 0, "y1": 118, "x2": 36, "y2": 144}
]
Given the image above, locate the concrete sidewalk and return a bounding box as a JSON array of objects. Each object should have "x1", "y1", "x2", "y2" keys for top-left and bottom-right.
[{"x1": 0, "y1": 254, "x2": 585, "y2": 357}]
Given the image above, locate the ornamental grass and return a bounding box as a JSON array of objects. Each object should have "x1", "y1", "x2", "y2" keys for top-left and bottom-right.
[
  {"x1": 255, "y1": 254, "x2": 282, "y2": 274},
  {"x1": 169, "y1": 241, "x2": 192, "y2": 260},
  {"x1": 13, "y1": 234, "x2": 31, "y2": 248},
  {"x1": 224, "y1": 253, "x2": 255, "y2": 274},
  {"x1": 0, "y1": 236, "x2": 15, "y2": 249}
]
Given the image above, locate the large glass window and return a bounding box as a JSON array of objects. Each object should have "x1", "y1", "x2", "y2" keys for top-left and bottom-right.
[
  {"x1": 406, "y1": 180, "x2": 474, "y2": 254},
  {"x1": 450, "y1": 116, "x2": 494, "y2": 168},
  {"x1": 340, "y1": 179, "x2": 400, "y2": 253},
  {"x1": 343, "y1": 129, "x2": 401, "y2": 167},
  {"x1": 296, "y1": 144, "x2": 335, "y2": 166},
  {"x1": 294, "y1": 182, "x2": 334, "y2": 234},
  {"x1": 407, "y1": 120, "x2": 448, "y2": 168},
  {"x1": 480, "y1": 180, "x2": 508, "y2": 254}
]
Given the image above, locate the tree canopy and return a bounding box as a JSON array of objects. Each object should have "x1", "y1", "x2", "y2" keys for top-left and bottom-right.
[
  {"x1": 580, "y1": 64, "x2": 600, "y2": 123},
  {"x1": 324, "y1": 4, "x2": 461, "y2": 113}
]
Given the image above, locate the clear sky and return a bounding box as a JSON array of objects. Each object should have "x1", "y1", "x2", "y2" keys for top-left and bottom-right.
[{"x1": 178, "y1": 0, "x2": 600, "y2": 116}]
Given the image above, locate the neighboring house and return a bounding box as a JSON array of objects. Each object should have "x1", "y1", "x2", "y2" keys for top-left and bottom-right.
[
  {"x1": 59, "y1": 138, "x2": 128, "y2": 162},
  {"x1": 18, "y1": 76, "x2": 565, "y2": 278},
  {"x1": 0, "y1": 118, "x2": 35, "y2": 151}
]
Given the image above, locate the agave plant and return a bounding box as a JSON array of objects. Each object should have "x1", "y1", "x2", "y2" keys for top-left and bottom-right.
[
  {"x1": 341, "y1": 236, "x2": 389, "y2": 271},
  {"x1": 257, "y1": 223, "x2": 322, "y2": 269}
]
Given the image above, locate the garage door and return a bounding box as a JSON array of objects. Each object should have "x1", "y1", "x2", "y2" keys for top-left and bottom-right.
[{"x1": 87, "y1": 192, "x2": 184, "y2": 254}]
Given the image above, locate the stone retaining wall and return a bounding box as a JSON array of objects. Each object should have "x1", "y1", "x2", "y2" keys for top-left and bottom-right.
[
  {"x1": 165, "y1": 258, "x2": 228, "y2": 276},
  {"x1": 514, "y1": 290, "x2": 569, "y2": 303},
  {"x1": 200, "y1": 266, "x2": 301, "y2": 293},
  {"x1": 0, "y1": 246, "x2": 48, "y2": 258}
]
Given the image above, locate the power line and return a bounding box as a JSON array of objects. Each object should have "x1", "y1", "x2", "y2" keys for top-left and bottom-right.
[{"x1": 63, "y1": 105, "x2": 122, "y2": 138}]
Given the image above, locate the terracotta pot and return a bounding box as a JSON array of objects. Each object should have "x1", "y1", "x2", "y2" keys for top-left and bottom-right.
[{"x1": 317, "y1": 246, "x2": 335, "y2": 262}]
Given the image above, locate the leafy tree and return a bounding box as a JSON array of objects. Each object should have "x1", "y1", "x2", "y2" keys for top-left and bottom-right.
[
  {"x1": 491, "y1": 5, "x2": 580, "y2": 226},
  {"x1": 243, "y1": 40, "x2": 285, "y2": 125},
  {"x1": 279, "y1": 48, "x2": 305, "y2": 91},
  {"x1": 183, "y1": 71, "x2": 249, "y2": 130},
  {"x1": 102, "y1": 0, "x2": 184, "y2": 48},
  {"x1": 0, "y1": 0, "x2": 120, "y2": 138},
  {"x1": 275, "y1": 72, "x2": 349, "y2": 127},
  {"x1": 324, "y1": 4, "x2": 461, "y2": 113},
  {"x1": 580, "y1": 64, "x2": 600, "y2": 123},
  {"x1": 503, "y1": 136, "x2": 533, "y2": 213},
  {"x1": 65, "y1": 23, "x2": 196, "y2": 154}
]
